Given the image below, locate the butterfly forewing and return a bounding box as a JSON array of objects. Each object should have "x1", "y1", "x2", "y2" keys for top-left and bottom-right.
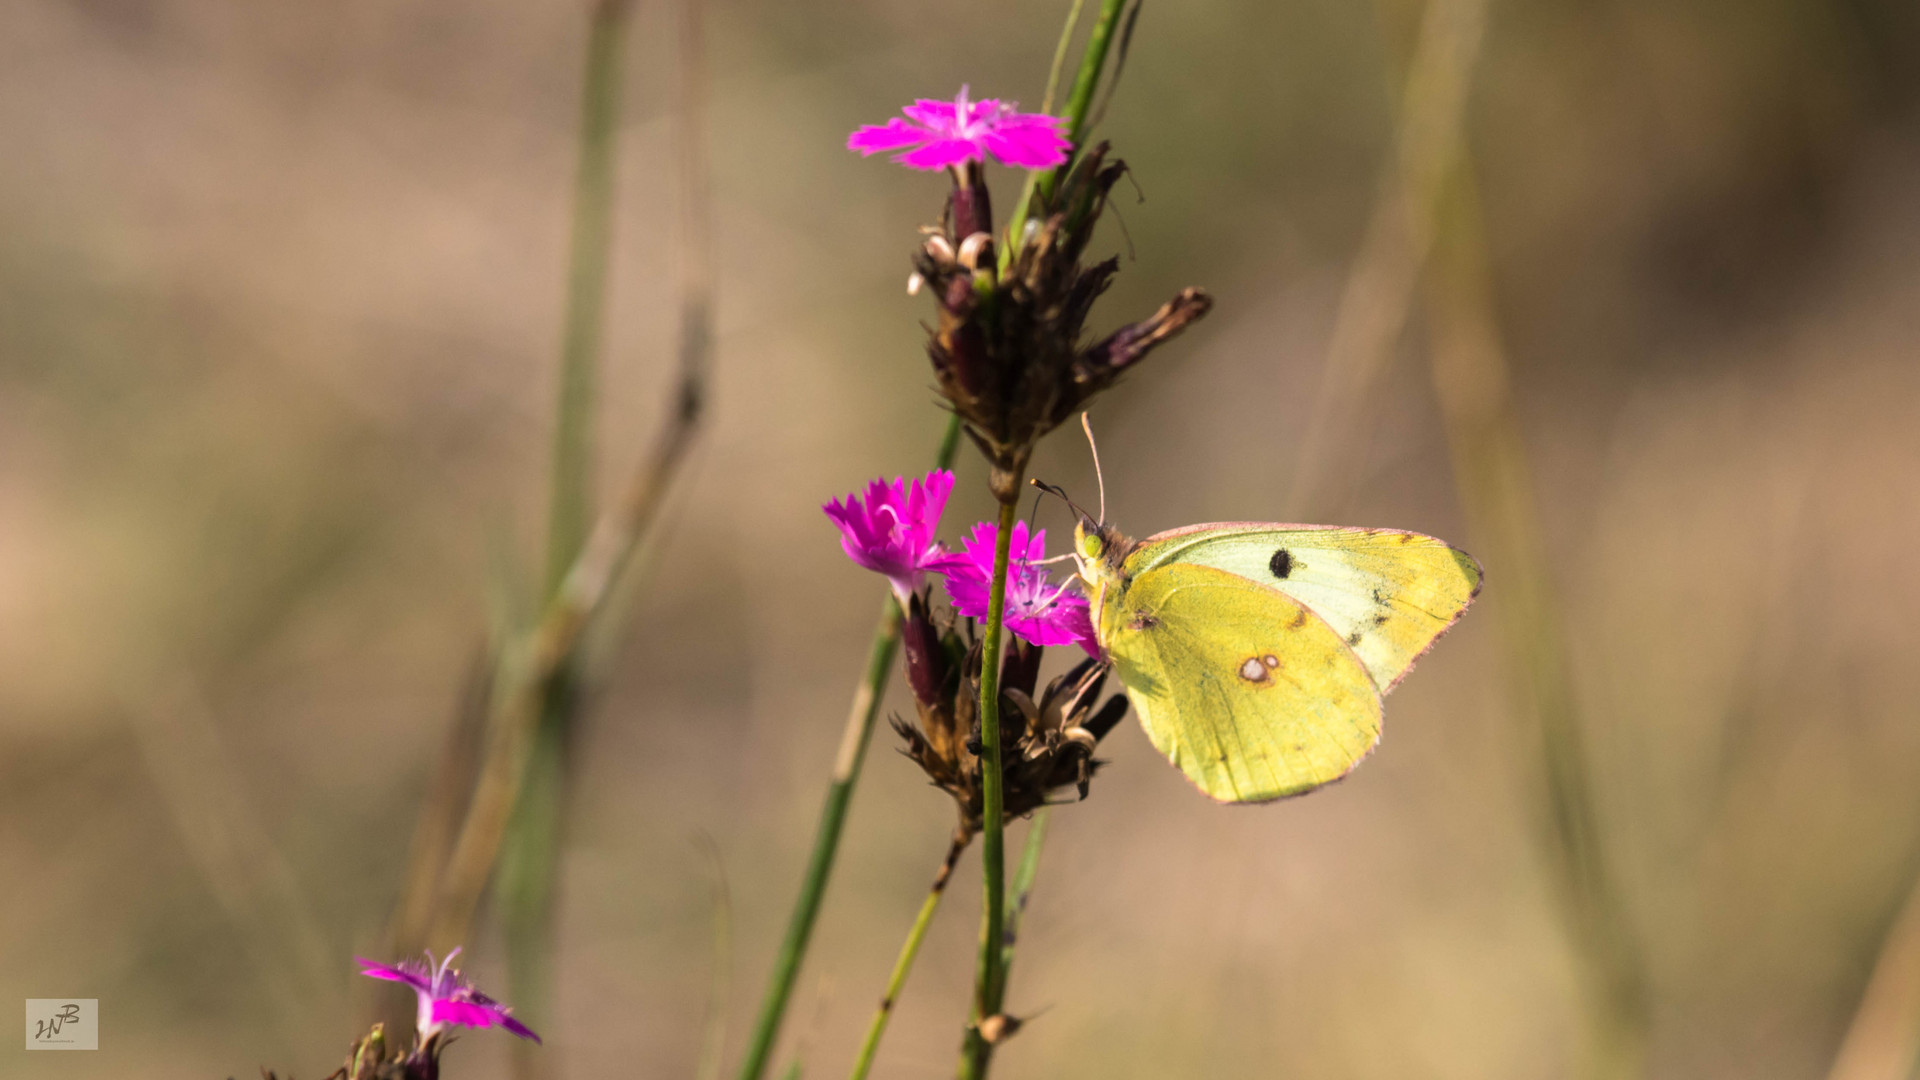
[
  {"x1": 1103, "y1": 562, "x2": 1383, "y2": 802},
  {"x1": 1123, "y1": 524, "x2": 1482, "y2": 693}
]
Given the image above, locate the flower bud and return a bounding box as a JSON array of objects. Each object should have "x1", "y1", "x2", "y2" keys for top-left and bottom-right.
[{"x1": 902, "y1": 592, "x2": 949, "y2": 709}]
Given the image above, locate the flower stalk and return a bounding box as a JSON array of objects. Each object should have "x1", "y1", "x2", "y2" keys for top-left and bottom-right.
[
  {"x1": 1004, "y1": 0, "x2": 1130, "y2": 269},
  {"x1": 733, "y1": 416, "x2": 962, "y2": 1080},
  {"x1": 834, "y1": 13, "x2": 1202, "y2": 1073},
  {"x1": 962, "y1": 499, "x2": 1020, "y2": 1080},
  {"x1": 999, "y1": 806, "x2": 1050, "y2": 987},
  {"x1": 504, "y1": 0, "x2": 634, "y2": 1036},
  {"x1": 544, "y1": 0, "x2": 634, "y2": 595},
  {"x1": 418, "y1": 0, "x2": 705, "y2": 965},
  {"x1": 847, "y1": 828, "x2": 972, "y2": 1080},
  {"x1": 736, "y1": 595, "x2": 901, "y2": 1080},
  {"x1": 1055, "y1": 0, "x2": 1130, "y2": 166},
  {"x1": 868, "y1": 567, "x2": 1118, "y2": 1079}
]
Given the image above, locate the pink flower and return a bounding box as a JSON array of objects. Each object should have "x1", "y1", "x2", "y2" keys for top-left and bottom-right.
[
  {"x1": 847, "y1": 86, "x2": 1071, "y2": 172},
  {"x1": 824, "y1": 469, "x2": 957, "y2": 600},
  {"x1": 359, "y1": 949, "x2": 541, "y2": 1046},
  {"x1": 938, "y1": 521, "x2": 1098, "y2": 656}
]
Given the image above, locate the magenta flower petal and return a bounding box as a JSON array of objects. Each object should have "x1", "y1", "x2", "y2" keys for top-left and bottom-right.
[
  {"x1": 358, "y1": 949, "x2": 541, "y2": 1047},
  {"x1": 902, "y1": 96, "x2": 971, "y2": 129},
  {"x1": 1055, "y1": 599, "x2": 1101, "y2": 658},
  {"x1": 1005, "y1": 589, "x2": 1097, "y2": 653},
  {"x1": 936, "y1": 521, "x2": 1098, "y2": 656},
  {"x1": 899, "y1": 137, "x2": 987, "y2": 171},
  {"x1": 429, "y1": 994, "x2": 541, "y2": 1043},
  {"x1": 848, "y1": 86, "x2": 1070, "y2": 173},
  {"x1": 846, "y1": 118, "x2": 927, "y2": 154},
  {"x1": 498, "y1": 1013, "x2": 542, "y2": 1042},
  {"x1": 824, "y1": 469, "x2": 956, "y2": 599},
  {"x1": 357, "y1": 959, "x2": 432, "y2": 993},
  {"x1": 432, "y1": 998, "x2": 508, "y2": 1030},
  {"x1": 981, "y1": 123, "x2": 1074, "y2": 170}
]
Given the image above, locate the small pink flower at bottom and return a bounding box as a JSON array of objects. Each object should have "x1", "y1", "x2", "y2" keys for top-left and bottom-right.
[
  {"x1": 824, "y1": 469, "x2": 956, "y2": 599},
  {"x1": 938, "y1": 520, "x2": 1099, "y2": 657},
  {"x1": 848, "y1": 86, "x2": 1071, "y2": 172},
  {"x1": 359, "y1": 949, "x2": 541, "y2": 1046}
]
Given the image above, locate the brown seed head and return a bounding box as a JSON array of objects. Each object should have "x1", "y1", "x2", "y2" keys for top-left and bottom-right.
[
  {"x1": 913, "y1": 143, "x2": 1213, "y2": 503},
  {"x1": 892, "y1": 606, "x2": 1128, "y2": 834}
]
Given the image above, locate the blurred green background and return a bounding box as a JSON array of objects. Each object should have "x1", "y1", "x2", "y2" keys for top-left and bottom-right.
[{"x1": 4, "y1": 0, "x2": 1920, "y2": 1077}]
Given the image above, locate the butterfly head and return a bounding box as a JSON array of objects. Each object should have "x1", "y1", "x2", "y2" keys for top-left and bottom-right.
[
  {"x1": 1072, "y1": 518, "x2": 1133, "y2": 586},
  {"x1": 1033, "y1": 479, "x2": 1132, "y2": 589}
]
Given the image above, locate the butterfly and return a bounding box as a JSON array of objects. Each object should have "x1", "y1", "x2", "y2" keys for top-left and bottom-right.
[{"x1": 1042, "y1": 438, "x2": 1481, "y2": 803}]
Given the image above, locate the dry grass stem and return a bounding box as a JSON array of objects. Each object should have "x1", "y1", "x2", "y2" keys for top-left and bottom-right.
[
  {"x1": 1421, "y1": 109, "x2": 1648, "y2": 1080},
  {"x1": 1825, "y1": 873, "x2": 1920, "y2": 1080},
  {"x1": 1286, "y1": 0, "x2": 1488, "y2": 516}
]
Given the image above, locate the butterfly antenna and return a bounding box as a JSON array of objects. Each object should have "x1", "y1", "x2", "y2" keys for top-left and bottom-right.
[
  {"x1": 1080, "y1": 412, "x2": 1107, "y2": 524},
  {"x1": 1030, "y1": 478, "x2": 1097, "y2": 529},
  {"x1": 1023, "y1": 486, "x2": 1046, "y2": 548}
]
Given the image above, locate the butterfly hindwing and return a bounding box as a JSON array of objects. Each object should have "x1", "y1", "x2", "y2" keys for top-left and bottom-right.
[
  {"x1": 1122, "y1": 524, "x2": 1482, "y2": 694},
  {"x1": 1102, "y1": 562, "x2": 1383, "y2": 803}
]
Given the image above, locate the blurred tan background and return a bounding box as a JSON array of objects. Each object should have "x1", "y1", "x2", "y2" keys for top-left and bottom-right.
[{"x1": 4, "y1": 0, "x2": 1920, "y2": 1077}]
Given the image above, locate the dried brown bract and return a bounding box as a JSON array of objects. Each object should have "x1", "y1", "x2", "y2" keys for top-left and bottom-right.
[
  {"x1": 893, "y1": 595, "x2": 1128, "y2": 835},
  {"x1": 976, "y1": 1012, "x2": 1023, "y2": 1045},
  {"x1": 254, "y1": 1023, "x2": 442, "y2": 1080},
  {"x1": 915, "y1": 146, "x2": 1213, "y2": 502}
]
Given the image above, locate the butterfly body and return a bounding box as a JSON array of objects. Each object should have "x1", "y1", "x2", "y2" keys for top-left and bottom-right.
[{"x1": 1073, "y1": 518, "x2": 1482, "y2": 803}]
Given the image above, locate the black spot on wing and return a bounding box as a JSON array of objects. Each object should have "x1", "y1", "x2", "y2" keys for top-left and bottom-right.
[{"x1": 1269, "y1": 548, "x2": 1293, "y2": 579}]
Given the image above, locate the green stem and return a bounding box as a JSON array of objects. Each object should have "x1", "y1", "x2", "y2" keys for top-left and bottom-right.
[
  {"x1": 1039, "y1": 0, "x2": 1086, "y2": 117},
  {"x1": 997, "y1": 808, "x2": 1050, "y2": 984},
  {"x1": 544, "y1": 0, "x2": 632, "y2": 596},
  {"x1": 958, "y1": 500, "x2": 1020, "y2": 1080},
  {"x1": 738, "y1": 596, "x2": 900, "y2": 1080},
  {"x1": 955, "y1": 810, "x2": 1051, "y2": 1080},
  {"x1": 733, "y1": 413, "x2": 963, "y2": 1080},
  {"x1": 847, "y1": 830, "x2": 972, "y2": 1080},
  {"x1": 498, "y1": 679, "x2": 575, "y2": 1066},
  {"x1": 1000, "y1": 0, "x2": 1126, "y2": 272},
  {"x1": 504, "y1": 4, "x2": 633, "y2": 1063},
  {"x1": 1423, "y1": 140, "x2": 1645, "y2": 1080},
  {"x1": 935, "y1": 409, "x2": 964, "y2": 466},
  {"x1": 1036, "y1": 0, "x2": 1128, "y2": 207},
  {"x1": 695, "y1": 836, "x2": 733, "y2": 1080}
]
